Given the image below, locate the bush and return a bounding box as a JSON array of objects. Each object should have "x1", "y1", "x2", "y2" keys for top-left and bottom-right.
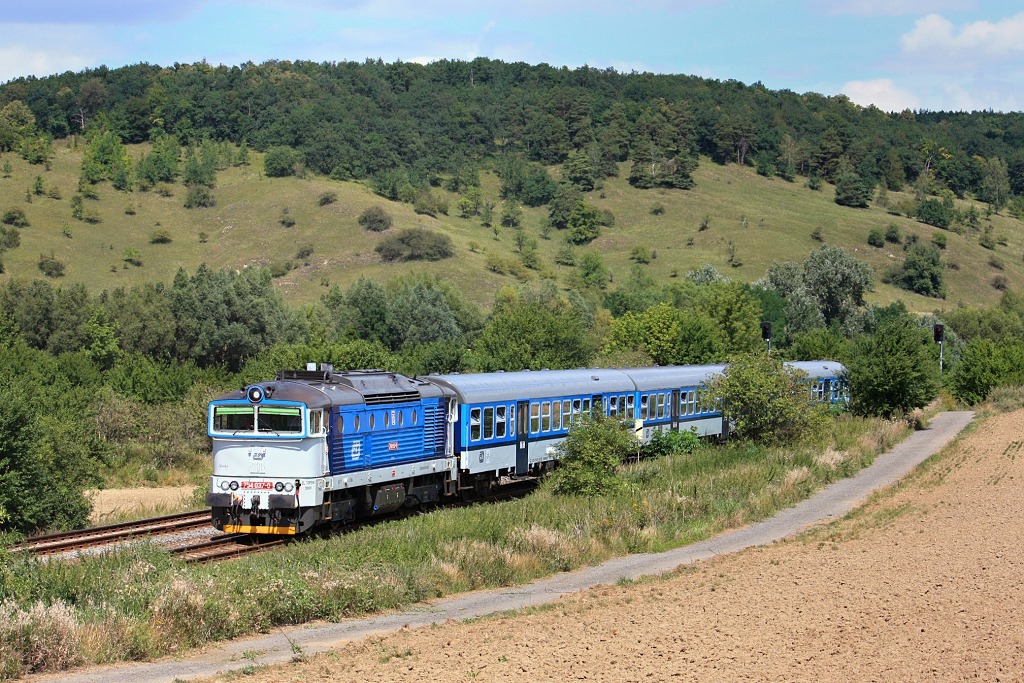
[
  {"x1": 551, "y1": 414, "x2": 634, "y2": 496},
  {"x1": 358, "y1": 205, "x2": 393, "y2": 232},
  {"x1": 931, "y1": 232, "x2": 947, "y2": 249},
  {"x1": 183, "y1": 186, "x2": 214, "y2": 208},
  {"x1": 375, "y1": 227, "x2": 454, "y2": 262},
  {"x1": 846, "y1": 316, "x2": 939, "y2": 417},
  {"x1": 641, "y1": 428, "x2": 703, "y2": 459},
  {"x1": 916, "y1": 198, "x2": 952, "y2": 228},
  {"x1": 37, "y1": 253, "x2": 65, "y2": 277},
  {"x1": 295, "y1": 244, "x2": 314, "y2": 260},
  {"x1": 0, "y1": 225, "x2": 20, "y2": 250},
  {"x1": 149, "y1": 229, "x2": 172, "y2": 244},
  {"x1": 867, "y1": 228, "x2": 884, "y2": 247},
  {"x1": 702, "y1": 352, "x2": 828, "y2": 444},
  {"x1": 2, "y1": 207, "x2": 28, "y2": 227},
  {"x1": 317, "y1": 191, "x2": 337, "y2": 206},
  {"x1": 885, "y1": 223, "x2": 902, "y2": 244}
]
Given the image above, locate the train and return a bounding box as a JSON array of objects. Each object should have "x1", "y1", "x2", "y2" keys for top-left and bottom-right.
[{"x1": 205, "y1": 360, "x2": 848, "y2": 535}]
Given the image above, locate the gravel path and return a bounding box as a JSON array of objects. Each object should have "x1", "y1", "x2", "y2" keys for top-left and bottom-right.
[{"x1": 32, "y1": 411, "x2": 980, "y2": 683}]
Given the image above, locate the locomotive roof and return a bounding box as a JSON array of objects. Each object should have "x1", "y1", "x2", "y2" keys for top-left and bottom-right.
[
  {"x1": 213, "y1": 369, "x2": 446, "y2": 408},
  {"x1": 427, "y1": 368, "x2": 635, "y2": 404}
]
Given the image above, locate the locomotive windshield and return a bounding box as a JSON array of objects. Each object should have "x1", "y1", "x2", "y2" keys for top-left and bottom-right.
[{"x1": 212, "y1": 405, "x2": 304, "y2": 434}]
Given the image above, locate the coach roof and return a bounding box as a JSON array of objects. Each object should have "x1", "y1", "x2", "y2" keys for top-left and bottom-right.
[{"x1": 428, "y1": 368, "x2": 636, "y2": 404}]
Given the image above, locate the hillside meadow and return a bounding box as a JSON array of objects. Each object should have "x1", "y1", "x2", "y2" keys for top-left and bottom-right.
[{"x1": 1, "y1": 139, "x2": 1021, "y2": 311}]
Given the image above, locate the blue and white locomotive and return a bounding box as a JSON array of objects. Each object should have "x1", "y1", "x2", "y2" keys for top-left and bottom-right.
[{"x1": 206, "y1": 360, "x2": 848, "y2": 535}]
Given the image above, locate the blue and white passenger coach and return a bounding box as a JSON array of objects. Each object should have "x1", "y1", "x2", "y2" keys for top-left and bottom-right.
[{"x1": 206, "y1": 360, "x2": 848, "y2": 535}]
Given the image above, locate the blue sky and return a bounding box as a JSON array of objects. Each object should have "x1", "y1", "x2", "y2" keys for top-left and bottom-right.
[{"x1": 2, "y1": 0, "x2": 1022, "y2": 112}]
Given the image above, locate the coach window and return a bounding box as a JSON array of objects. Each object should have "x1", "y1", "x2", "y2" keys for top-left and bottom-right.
[
  {"x1": 583, "y1": 398, "x2": 592, "y2": 414},
  {"x1": 496, "y1": 406, "x2": 507, "y2": 438},
  {"x1": 658, "y1": 393, "x2": 667, "y2": 419},
  {"x1": 562, "y1": 401, "x2": 571, "y2": 429},
  {"x1": 608, "y1": 395, "x2": 618, "y2": 417},
  {"x1": 484, "y1": 406, "x2": 494, "y2": 440},
  {"x1": 541, "y1": 401, "x2": 552, "y2": 432},
  {"x1": 530, "y1": 403, "x2": 541, "y2": 433},
  {"x1": 640, "y1": 395, "x2": 650, "y2": 419},
  {"x1": 571, "y1": 398, "x2": 582, "y2": 424},
  {"x1": 551, "y1": 400, "x2": 561, "y2": 431},
  {"x1": 470, "y1": 407, "x2": 482, "y2": 441}
]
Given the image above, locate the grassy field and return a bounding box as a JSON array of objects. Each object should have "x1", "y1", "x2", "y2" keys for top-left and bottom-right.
[
  {"x1": 0, "y1": 413, "x2": 910, "y2": 678},
  {"x1": 1, "y1": 139, "x2": 1022, "y2": 311}
]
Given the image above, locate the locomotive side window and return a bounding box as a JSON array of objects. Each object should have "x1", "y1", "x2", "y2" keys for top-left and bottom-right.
[
  {"x1": 470, "y1": 407, "x2": 482, "y2": 441},
  {"x1": 495, "y1": 406, "x2": 507, "y2": 438},
  {"x1": 310, "y1": 410, "x2": 324, "y2": 435},
  {"x1": 369, "y1": 413, "x2": 376, "y2": 430},
  {"x1": 354, "y1": 415, "x2": 360, "y2": 431},
  {"x1": 483, "y1": 406, "x2": 494, "y2": 439},
  {"x1": 214, "y1": 406, "x2": 255, "y2": 432},
  {"x1": 412, "y1": 410, "x2": 418, "y2": 425}
]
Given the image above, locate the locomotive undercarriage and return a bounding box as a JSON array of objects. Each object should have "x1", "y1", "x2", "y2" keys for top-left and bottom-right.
[{"x1": 208, "y1": 473, "x2": 452, "y2": 535}]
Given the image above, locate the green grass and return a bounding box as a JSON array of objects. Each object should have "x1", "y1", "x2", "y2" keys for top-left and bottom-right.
[
  {"x1": 0, "y1": 413, "x2": 910, "y2": 679},
  {"x1": 1, "y1": 142, "x2": 1022, "y2": 311}
]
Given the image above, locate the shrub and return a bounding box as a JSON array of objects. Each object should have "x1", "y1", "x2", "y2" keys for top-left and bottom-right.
[
  {"x1": 846, "y1": 315, "x2": 939, "y2": 417},
  {"x1": 317, "y1": 191, "x2": 338, "y2": 206},
  {"x1": 650, "y1": 203, "x2": 665, "y2": 215},
  {"x1": 992, "y1": 275, "x2": 1010, "y2": 291},
  {"x1": 702, "y1": 352, "x2": 828, "y2": 444},
  {"x1": 358, "y1": 205, "x2": 393, "y2": 232},
  {"x1": 806, "y1": 175, "x2": 822, "y2": 191},
  {"x1": 630, "y1": 245, "x2": 653, "y2": 264},
  {"x1": 183, "y1": 186, "x2": 214, "y2": 208},
  {"x1": 931, "y1": 232, "x2": 947, "y2": 249},
  {"x1": 2, "y1": 207, "x2": 28, "y2": 227},
  {"x1": 375, "y1": 227, "x2": 454, "y2": 262},
  {"x1": 867, "y1": 228, "x2": 884, "y2": 247},
  {"x1": 0, "y1": 225, "x2": 20, "y2": 250},
  {"x1": 641, "y1": 428, "x2": 703, "y2": 459},
  {"x1": 37, "y1": 253, "x2": 65, "y2": 277},
  {"x1": 916, "y1": 198, "x2": 952, "y2": 228},
  {"x1": 149, "y1": 229, "x2": 172, "y2": 244},
  {"x1": 551, "y1": 414, "x2": 634, "y2": 496},
  {"x1": 885, "y1": 223, "x2": 902, "y2": 244},
  {"x1": 295, "y1": 244, "x2": 314, "y2": 260}
]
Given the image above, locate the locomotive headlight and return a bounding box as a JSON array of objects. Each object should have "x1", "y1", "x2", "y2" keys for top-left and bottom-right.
[
  {"x1": 274, "y1": 482, "x2": 285, "y2": 492},
  {"x1": 228, "y1": 480, "x2": 239, "y2": 491},
  {"x1": 284, "y1": 482, "x2": 294, "y2": 492},
  {"x1": 219, "y1": 481, "x2": 230, "y2": 491},
  {"x1": 317, "y1": 479, "x2": 325, "y2": 490}
]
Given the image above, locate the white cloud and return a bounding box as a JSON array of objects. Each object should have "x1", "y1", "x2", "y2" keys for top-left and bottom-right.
[
  {"x1": 0, "y1": 26, "x2": 101, "y2": 83},
  {"x1": 841, "y1": 78, "x2": 919, "y2": 111},
  {"x1": 901, "y1": 12, "x2": 1024, "y2": 56}
]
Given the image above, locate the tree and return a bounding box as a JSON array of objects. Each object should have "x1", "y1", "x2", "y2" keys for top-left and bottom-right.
[
  {"x1": 562, "y1": 149, "x2": 595, "y2": 191},
  {"x1": 801, "y1": 244, "x2": 872, "y2": 326},
  {"x1": 375, "y1": 227, "x2": 454, "y2": 261},
  {"x1": 891, "y1": 244, "x2": 945, "y2": 298},
  {"x1": 703, "y1": 352, "x2": 827, "y2": 444},
  {"x1": 566, "y1": 200, "x2": 601, "y2": 244},
  {"x1": 846, "y1": 316, "x2": 939, "y2": 417},
  {"x1": 979, "y1": 156, "x2": 1010, "y2": 212},
  {"x1": 263, "y1": 146, "x2": 299, "y2": 177},
  {"x1": 473, "y1": 284, "x2": 593, "y2": 371},
  {"x1": 834, "y1": 159, "x2": 869, "y2": 208}
]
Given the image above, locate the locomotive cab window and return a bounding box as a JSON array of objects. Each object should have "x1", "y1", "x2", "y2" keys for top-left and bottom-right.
[
  {"x1": 257, "y1": 406, "x2": 303, "y2": 434},
  {"x1": 310, "y1": 409, "x2": 324, "y2": 435},
  {"x1": 213, "y1": 406, "x2": 255, "y2": 432}
]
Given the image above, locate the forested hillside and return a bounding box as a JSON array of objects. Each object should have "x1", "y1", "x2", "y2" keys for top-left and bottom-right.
[{"x1": 4, "y1": 58, "x2": 1024, "y2": 535}]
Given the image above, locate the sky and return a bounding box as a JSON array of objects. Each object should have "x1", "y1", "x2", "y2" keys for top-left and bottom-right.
[{"x1": 1, "y1": 0, "x2": 1022, "y2": 113}]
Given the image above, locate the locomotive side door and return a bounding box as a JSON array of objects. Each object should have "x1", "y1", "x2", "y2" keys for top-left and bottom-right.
[{"x1": 515, "y1": 400, "x2": 529, "y2": 476}]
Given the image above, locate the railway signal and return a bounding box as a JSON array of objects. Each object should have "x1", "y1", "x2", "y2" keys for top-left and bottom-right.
[{"x1": 934, "y1": 323, "x2": 945, "y2": 372}]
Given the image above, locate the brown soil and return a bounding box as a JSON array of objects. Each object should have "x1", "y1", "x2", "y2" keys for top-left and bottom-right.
[{"x1": 201, "y1": 409, "x2": 1024, "y2": 683}]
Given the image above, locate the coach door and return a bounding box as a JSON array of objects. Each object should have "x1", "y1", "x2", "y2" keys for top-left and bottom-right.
[
  {"x1": 515, "y1": 400, "x2": 529, "y2": 475},
  {"x1": 671, "y1": 389, "x2": 680, "y2": 430}
]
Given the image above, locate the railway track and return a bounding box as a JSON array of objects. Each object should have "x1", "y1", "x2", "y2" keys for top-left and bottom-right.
[
  {"x1": 13, "y1": 510, "x2": 213, "y2": 557},
  {"x1": 171, "y1": 533, "x2": 291, "y2": 563}
]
